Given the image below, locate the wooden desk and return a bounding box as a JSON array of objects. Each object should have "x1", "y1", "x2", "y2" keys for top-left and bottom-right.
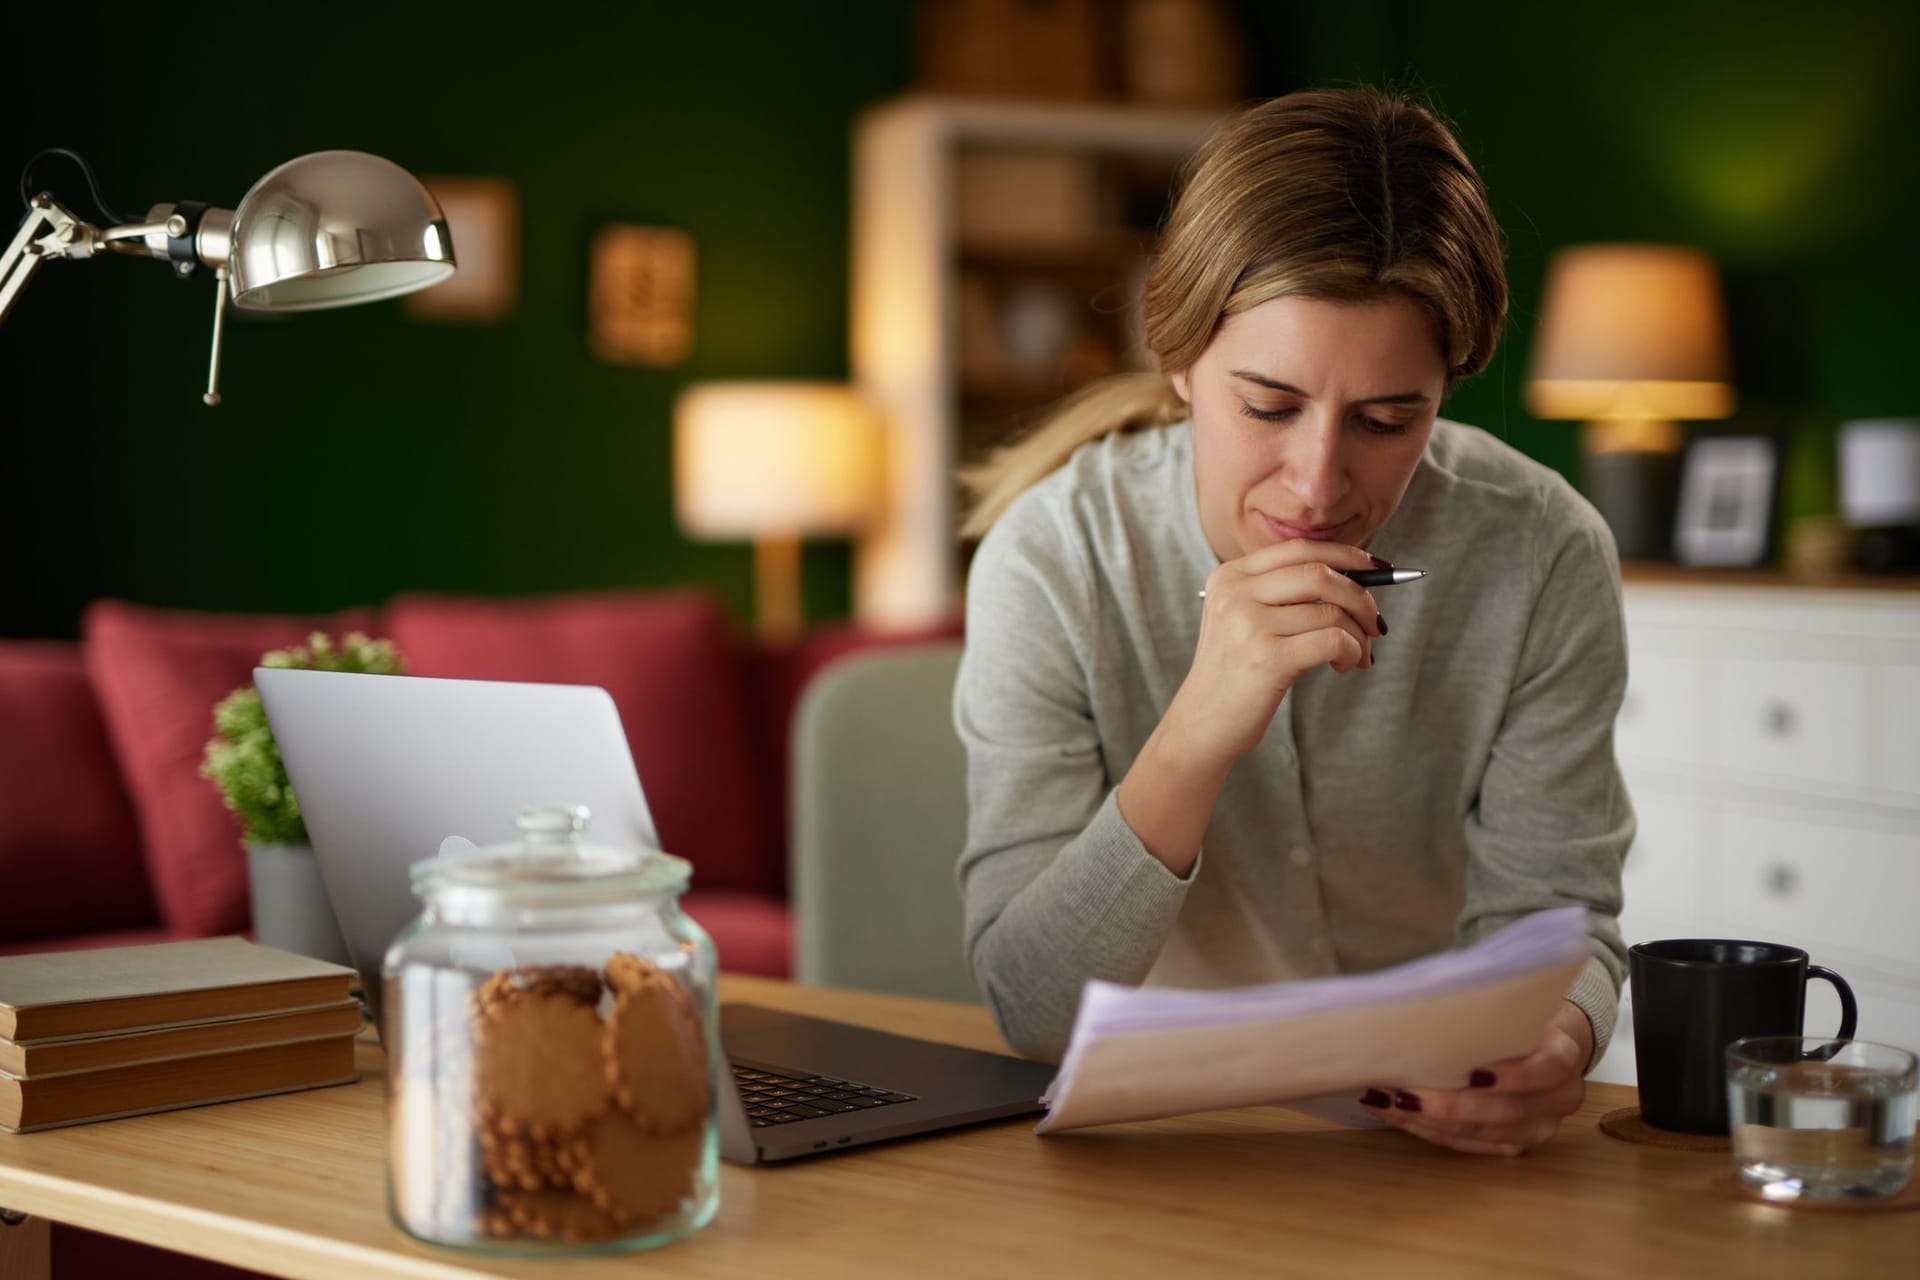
[{"x1": 1, "y1": 977, "x2": 1913, "y2": 1279}]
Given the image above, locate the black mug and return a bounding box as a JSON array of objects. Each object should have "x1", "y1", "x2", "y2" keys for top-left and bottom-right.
[{"x1": 1629, "y1": 939, "x2": 1857, "y2": 1135}]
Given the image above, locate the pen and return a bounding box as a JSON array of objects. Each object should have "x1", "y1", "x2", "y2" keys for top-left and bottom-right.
[{"x1": 1196, "y1": 567, "x2": 1427, "y2": 599}]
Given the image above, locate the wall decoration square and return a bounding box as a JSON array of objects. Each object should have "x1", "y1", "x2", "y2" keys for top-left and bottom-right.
[
  {"x1": 588, "y1": 225, "x2": 696, "y2": 366},
  {"x1": 403, "y1": 177, "x2": 519, "y2": 323}
]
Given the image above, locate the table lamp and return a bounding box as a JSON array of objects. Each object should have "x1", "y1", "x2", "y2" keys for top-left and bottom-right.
[
  {"x1": 1526, "y1": 244, "x2": 1735, "y2": 559},
  {"x1": 2, "y1": 147, "x2": 455, "y2": 404},
  {"x1": 674, "y1": 382, "x2": 884, "y2": 640}
]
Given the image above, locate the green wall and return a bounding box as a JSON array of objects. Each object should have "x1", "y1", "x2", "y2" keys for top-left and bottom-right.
[
  {"x1": 3, "y1": 5, "x2": 916, "y2": 638},
  {"x1": 1283, "y1": 0, "x2": 1920, "y2": 504},
  {"x1": 5, "y1": 1, "x2": 1916, "y2": 639}
]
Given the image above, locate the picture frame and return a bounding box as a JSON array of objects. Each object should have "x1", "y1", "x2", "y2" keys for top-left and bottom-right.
[
  {"x1": 587, "y1": 224, "x2": 696, "y2": 366},
  {"x1": 1673, "y1": 435, "x2": 1780, "y2": 567},
  {"x1": 402, "y1": 177, "x2": 518, "y2": 323}
]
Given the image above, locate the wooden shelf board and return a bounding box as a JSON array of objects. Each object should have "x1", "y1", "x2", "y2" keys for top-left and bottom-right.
[{"x1": 1621, "y1": 561, "x2": 1920, "y2": 593}]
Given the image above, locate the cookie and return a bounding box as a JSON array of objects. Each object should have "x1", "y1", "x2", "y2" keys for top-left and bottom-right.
[
  {"x1": 602, "y1": 980, "x2": 710, "y2": 1132},
  {"x1": 526, "y1": 964, "x2": 605, "y2": 1007},
  {"x1": 569, "y1": 1110, "x2": 706, "y2": 1223},
  {"x1": 494, "y1": 1190, "x2": 627, "y2": 1244},
  {"x1": 472, "y1": 990, "x2": 610, "y2": 1139},
  {"x1": 478, "y1": 1126, "x2": 574, "y2": 1193},
  {"x1": 604, "y1": 952, "x2": 677, "y2": 999},
  {"x1": 471, "y1": 964, "x2": 605, "y2": 1017},
  {"x1": 478, "y1": 1207, "x2": 521, "y2": 1240}
]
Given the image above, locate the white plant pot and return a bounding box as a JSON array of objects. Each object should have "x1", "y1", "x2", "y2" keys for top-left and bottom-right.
[{"x1": 246, "y1": 842, "x2": 353, "y2": 966}]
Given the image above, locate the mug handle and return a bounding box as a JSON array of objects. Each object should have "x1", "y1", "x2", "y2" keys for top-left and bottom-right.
[{"x1": 1808, "y1": 964, "x2": 1858, "y2": 1041}]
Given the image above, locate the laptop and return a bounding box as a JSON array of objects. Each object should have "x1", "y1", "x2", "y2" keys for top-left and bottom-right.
[{"x1": 254, "y1": 666, "x2": 1056, "y2": 1163}]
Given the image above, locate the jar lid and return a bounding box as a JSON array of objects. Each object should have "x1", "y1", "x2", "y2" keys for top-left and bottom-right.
[{"x1": 409, "y1": 804, "x2": 690, "y2": 903}]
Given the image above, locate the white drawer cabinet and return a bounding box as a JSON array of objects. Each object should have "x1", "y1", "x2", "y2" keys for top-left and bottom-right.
[
  {"x1": 1616, "y1": 784, "x2": 1711, "y2": 929},
  {"x1": 1718, "y1": 807, "x2": 1920, "y2": 969},
  {"x1": 1591, "y1": 579, "x2": 1920, "y2": 1087},
  {"x1": 1616, "y1": 648, "x2": 1706, "y2": 771},
  {"x1": 1878, "y1": 661, "x2": 1920, "y2": 799},
  {"x1": 1715, "y1": 657, "x2": 1872, "y2": 788}
]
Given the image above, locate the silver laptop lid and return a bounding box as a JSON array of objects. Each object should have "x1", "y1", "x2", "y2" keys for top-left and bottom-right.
[{"x1": 254, "y1": 667, "x2": 661, "y2": 1028}]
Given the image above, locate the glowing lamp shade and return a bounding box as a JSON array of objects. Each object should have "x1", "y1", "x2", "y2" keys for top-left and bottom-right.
[
  {"x1": 675, "y1": 383, "x2": 882, "y2": 537},
  {"x1": 1526, "y1": 244, "x2": 1735, "y2": 431},
  {"x1": 674, "y1": 382, "x2": 883, "y2": 637},
  {"x1": 229, "y1": 150, "x2": 456, "y2": 311}
]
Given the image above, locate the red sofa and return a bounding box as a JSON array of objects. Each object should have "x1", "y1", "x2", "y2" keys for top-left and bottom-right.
[
  {"x1": 0, "y1": 586, "x2": 949, "y2": 969},
  {"x1": 1, "y1": 586, "x2": 952, "y2": 1278}
]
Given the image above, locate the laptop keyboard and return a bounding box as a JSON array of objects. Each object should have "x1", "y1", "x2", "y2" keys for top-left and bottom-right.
[{"x1": 732, "y1": 1060, "x2": 919, "y2": 1128}]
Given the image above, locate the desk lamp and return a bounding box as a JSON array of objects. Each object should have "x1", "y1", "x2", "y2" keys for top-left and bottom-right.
[
  {"x1": 1526, "y1": 244, "x2": 1735, "y2": 559},
  {"x1": 675, "y1": 382, "x2": 884, "y2": 641},
  {"x1": 1, "y1": 148, "x2": 455, "y2": 404}
]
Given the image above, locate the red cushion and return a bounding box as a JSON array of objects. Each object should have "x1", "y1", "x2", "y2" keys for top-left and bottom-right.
[
  {"x1": 0, "y1": 925, "x2": 181, "y2": 957},
  {"x1": 83, "y1": 601, "x2": 381, "y2": 936},
  {"x1": 0, "y1": 642, "x2": 157, "y2": 943},
  {"x1": 682, "y1": 890, "x2": 791, "y2": 977},
  {"x1": 386, "y1": 589, "x2": 770, "y2": 895}
]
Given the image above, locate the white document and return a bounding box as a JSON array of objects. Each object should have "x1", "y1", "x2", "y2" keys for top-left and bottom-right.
[{"x1": 1035, "y1": 907, "x2": 1593, "y2": 1134}]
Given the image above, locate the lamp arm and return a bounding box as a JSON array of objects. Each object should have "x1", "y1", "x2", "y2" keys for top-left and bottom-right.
[
  {"x1": 2, "y1": 194, "x2": 237, "y2": 405},
  {"x1": 0, "y1": 197, "x2": 96, "y2": 326},
  {"x1": 0, "y1": 195, "x2": 194, "y2": 320},
  {"x1": 203, "y1": 266, "x2": 229, "y2": 407},
  {"x1": 100, "y1": 219, "x2": 194, "y2": 248}
]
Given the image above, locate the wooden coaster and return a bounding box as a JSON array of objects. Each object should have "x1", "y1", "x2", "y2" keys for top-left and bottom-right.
[
  {"x1": 1598, "y1": 1107, "x2": 1730, "y2": 1152},
  {"x1": 1711, "y1": 1169, "x2": 1920, "y2": 1214}
]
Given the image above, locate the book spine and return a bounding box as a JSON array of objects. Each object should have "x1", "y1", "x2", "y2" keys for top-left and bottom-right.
[
  {"x1": 5, "y1": 1000, "x2": 363, "y2": 1047},
  {"x1": 5, "y1": 1028, "x2": 365, "y2": 1080},
  {"x1": 0, "y1": 1071, "x2": 362, "y2": 1134}
]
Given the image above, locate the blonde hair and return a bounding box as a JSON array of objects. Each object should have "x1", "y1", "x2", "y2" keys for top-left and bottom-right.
[{"x1": 959, "y1": 87, "x2": 1508, "y2": 539}]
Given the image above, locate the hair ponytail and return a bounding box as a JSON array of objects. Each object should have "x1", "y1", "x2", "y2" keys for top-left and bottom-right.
[{"x1": 958, "y1": 372, "x2": 1188, "y2": 540}]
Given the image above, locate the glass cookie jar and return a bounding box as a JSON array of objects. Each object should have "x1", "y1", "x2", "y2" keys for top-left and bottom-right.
[{"x1": 383, "y1": 805, "x2": 719, "y2": 1253}]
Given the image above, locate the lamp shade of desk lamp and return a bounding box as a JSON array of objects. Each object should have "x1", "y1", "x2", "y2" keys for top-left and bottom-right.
[
  {"x1": 675, "y1": 382, "x2": 883, "y2": 640},
  {"x1": 2, "y1": 147, "x2": 454, "y2": 403},
  {"x1": 1526, "y1": 245, "x2": 1735, "y2": 558},
  {"x1": 226, "y1": 150, "x2": 455, "y2": 311}
]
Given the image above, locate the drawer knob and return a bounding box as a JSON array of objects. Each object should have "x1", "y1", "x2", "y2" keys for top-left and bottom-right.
[
  {"x1": 1762, "y1": 702, "x2": 1797, "y2": 736},
  {"x1": 1764, "y1": 864, "x2": 1799, "y2": 897}
]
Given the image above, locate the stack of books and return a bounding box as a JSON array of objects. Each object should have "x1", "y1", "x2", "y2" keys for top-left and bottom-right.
[{"x1": 0, "y1": 937, "x2": 363, "y2": 1133}]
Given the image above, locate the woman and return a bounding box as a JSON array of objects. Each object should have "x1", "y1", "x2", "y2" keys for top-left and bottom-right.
[{"x1": 954, "y1": 88, "x2": 1630, "y2": 1157}]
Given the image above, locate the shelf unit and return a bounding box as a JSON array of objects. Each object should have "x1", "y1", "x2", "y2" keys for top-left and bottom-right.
[{"x1": 849, "y1": 95, "x2": 1221, "y2": 628}]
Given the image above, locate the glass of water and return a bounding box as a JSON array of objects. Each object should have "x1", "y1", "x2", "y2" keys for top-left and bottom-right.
[{"x1": 1725, "y1": 1036, "x2": 1917, "y2": 1201}]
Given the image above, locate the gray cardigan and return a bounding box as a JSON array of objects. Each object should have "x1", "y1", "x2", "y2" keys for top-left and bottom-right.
[{"x1": 954, "y1": 419, "x2": 1631, "y2": 1066}]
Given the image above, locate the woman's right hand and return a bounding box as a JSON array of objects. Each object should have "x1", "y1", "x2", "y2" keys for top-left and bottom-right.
[
  {"x1": 1165, "y1": 541, "x2": 1387, "y2": 768},
  {"x1": 1115, "y1": 540, "x2": 1385, "y2": 876}
]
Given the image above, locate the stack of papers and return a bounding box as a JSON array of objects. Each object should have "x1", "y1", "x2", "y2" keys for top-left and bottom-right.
[{"x1": 1036, "y1": 907, "x2": 1592, "y2": 1134}]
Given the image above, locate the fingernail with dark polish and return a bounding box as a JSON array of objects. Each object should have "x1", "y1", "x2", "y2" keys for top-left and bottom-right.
[
  {"x1": 1369, "y1": 555, "x2": 1393, "y2": 569},
  {"x1": 1359, "y1": 1089, "x2": 1392, "y2": 1109},
  {"x1": 1376, "y1": 613, "x2": 1389, "y2": 636},
  {"x1": 1470, "y1": 1070, "x2": 1496, "y2": 1089},
  {"x1": 1393, "y1": 1091, "x2": 1422, "y2": 1112}
]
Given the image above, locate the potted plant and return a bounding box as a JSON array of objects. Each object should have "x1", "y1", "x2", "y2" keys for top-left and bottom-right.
[{"x1": 202, "y1": 632, "x2": 405, "y2": 963}]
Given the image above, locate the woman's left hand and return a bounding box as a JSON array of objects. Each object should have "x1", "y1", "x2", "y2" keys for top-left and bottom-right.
[{"x1": 1358, "y1": 1000, "x2": 1595, "y2": 1155}]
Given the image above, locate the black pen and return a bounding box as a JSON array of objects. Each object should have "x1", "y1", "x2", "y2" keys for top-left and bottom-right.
[
  {"x1": 1342, "y1": 568, "x2": 1427, "y2": 588},
  {"x1": 1197, "y1": 567, "x2": 1427, "y2": 599}
]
